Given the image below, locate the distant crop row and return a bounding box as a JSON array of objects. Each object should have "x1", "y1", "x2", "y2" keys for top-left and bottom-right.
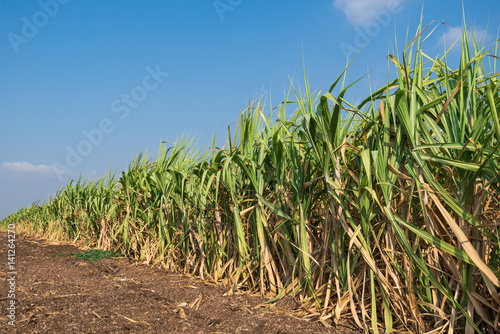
[{"x1": 3, "y1": 23, "x2": 500, "y2": 333}]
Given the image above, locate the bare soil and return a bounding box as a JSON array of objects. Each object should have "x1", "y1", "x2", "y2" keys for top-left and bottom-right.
[{"x1": 0, "y1": 231, "x2": 358, "y2": 333}]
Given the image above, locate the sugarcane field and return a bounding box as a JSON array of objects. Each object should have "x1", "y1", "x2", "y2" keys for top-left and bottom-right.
[{"x1": 2, "y1": 2, "x2": 500, "y2": 333}]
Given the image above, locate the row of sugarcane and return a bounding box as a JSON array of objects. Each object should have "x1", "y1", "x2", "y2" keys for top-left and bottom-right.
[{"x1": 3, "y1": 24, "x2": 500, "y2": 333}]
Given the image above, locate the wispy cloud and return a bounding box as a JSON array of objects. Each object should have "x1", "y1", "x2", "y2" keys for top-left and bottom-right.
[
  {"x1": 333, "y1": 0, "x2": 404, "y2": 26},
  {"x1": 0, "y1": 161, "x2": 72, "y2": 177},
  {"x1": 438, "y1": 26, "x2": 490, "y2": 50}
]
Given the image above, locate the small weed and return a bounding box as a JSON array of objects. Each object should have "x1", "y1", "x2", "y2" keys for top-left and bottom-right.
[{"x1": 52, "y1": 249, "x2": 123, "y2": 262}]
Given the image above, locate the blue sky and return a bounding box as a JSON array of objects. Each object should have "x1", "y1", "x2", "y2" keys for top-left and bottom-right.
[{"x1": 1, "y1": 0, "x2": 499, "y2": 220}]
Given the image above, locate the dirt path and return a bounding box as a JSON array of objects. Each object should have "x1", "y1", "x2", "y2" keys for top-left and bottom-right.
[{"x1": 0, "y1": 231, "x2": 356, "y2": 333}]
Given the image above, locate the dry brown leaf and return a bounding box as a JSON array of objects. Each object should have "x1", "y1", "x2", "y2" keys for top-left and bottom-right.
[
  {"x1": 178, "y1": 308, "x2": 187, "y2": 320},
  {"x1": 424, "y1": 184, "x2": 500, "y2": 288}
]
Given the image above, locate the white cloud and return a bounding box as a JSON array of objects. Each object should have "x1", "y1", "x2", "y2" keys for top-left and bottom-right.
[
  {"x1": 438, "y1": 26, "x2": 490, "y2": 50},
  {"x1": 334, "y1": 0, "x2": 404, "y2": 26},
  {"x1": 0, "y1": 161, "x2": 72, "y2": 177}
]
